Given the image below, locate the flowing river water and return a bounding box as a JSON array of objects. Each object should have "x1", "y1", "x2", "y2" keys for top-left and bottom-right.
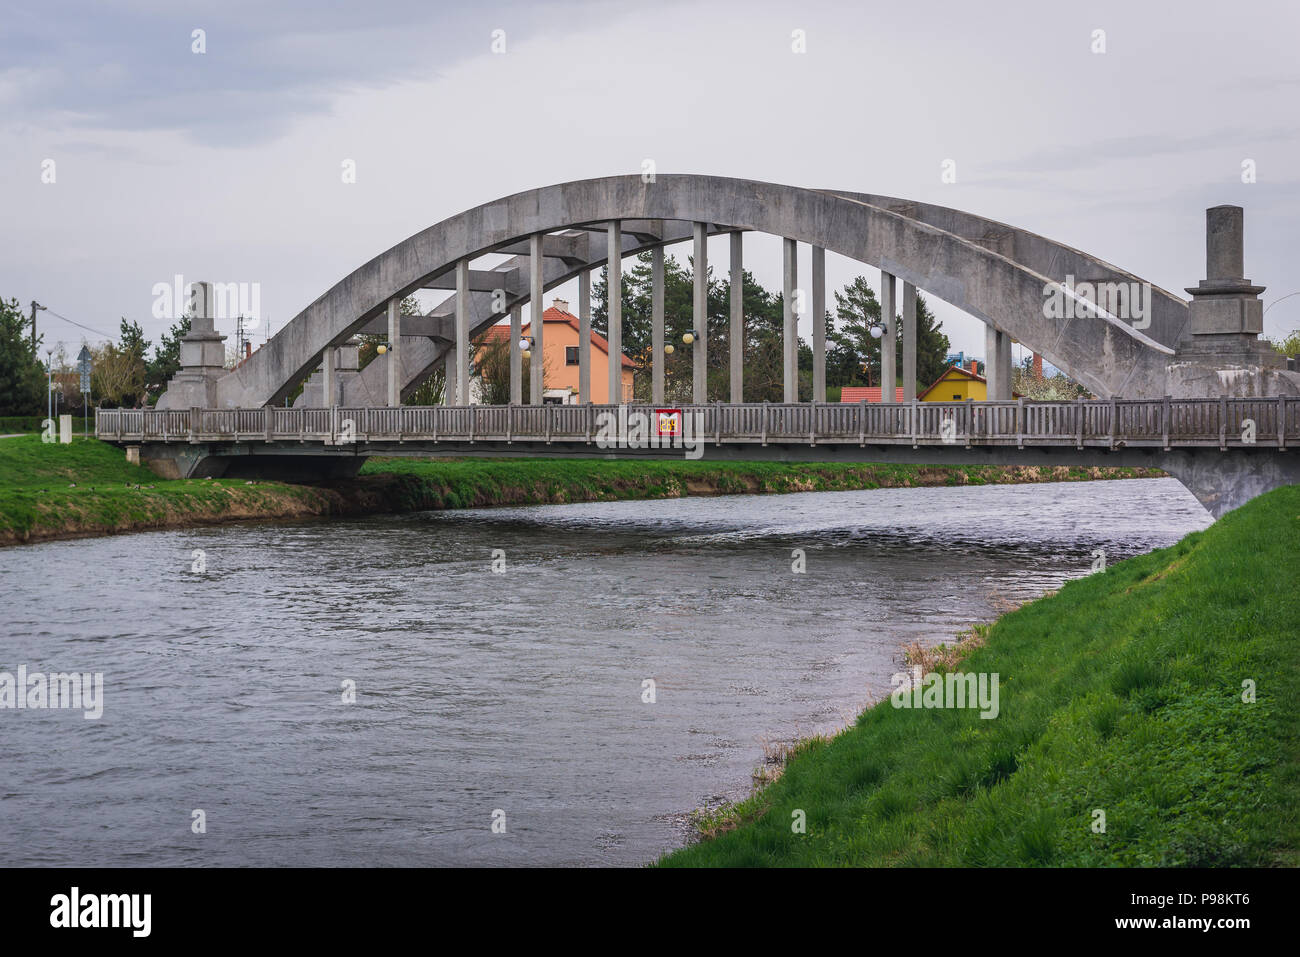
[{"x1": 0, "y1": 477, "x2": 1211, "y2": 866}]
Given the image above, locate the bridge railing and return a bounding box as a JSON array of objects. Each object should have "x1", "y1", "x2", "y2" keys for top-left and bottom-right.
[{"x1": 96, "y1": 397, "x2": 1298, "y2": 449}]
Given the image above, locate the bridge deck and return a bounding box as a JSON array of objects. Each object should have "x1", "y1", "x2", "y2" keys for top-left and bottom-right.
[{"x1": 97, "y1": 398, "x2": 1297, "y2": 451}]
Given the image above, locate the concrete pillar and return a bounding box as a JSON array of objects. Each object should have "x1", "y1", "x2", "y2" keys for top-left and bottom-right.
[
  {"x1": 783, "y1": 238, "x2": 798, "y2": 403},
  {"x1": 984, "y1": 325, "x2": 998, "y2": 399},
  {"x1": 902, "y1": 281, "x2": 917, "y2": 402},
  {"x1": 509, "y1": 306, "x2": 522, "y2": 405},
  {"x1": 984, "y1": 326, "x2": 1012, "y2": 399},
  {"x1": 608, "y1": 222, "x2": 623, "y2": 405},
  {"x1": 321, "y1": 345, "x2": 335, "y2": 407},
  {"x1": 652, "y1": 246, "x2": 665, "y2": 405},
  {"x1": 880, "y1": 271, "x2": 896, "y2": 403},
  {"x1": 997, "y1": 331, "x2": 1012, "y2": 399},
  {"x1": 1206, "y1": 205, "x2": 1245, "y2": 282},
  {"x1": 812, "y1": 245, "x2": 826, "y2": 403},
  {"x1": 530, "y1": 234, "x2": 544, "y2": 405},
  {"x1": 455, "y1": 259, "x2": 470, "y2": 405},
  {"x1": 386, "y1": 297, "x2": 401, "y2": 407},
  {"x1": 578, "y1": 270, "x2": 591, "y2": 404},
  {"x1": 730, "y1": 232, "x2": 744, "y2": 404},
  {"x1": 444, "y1": 344, "x2": 457, "y2": 407},
  {"x1": 693, "y1": 222, "x2": 708, "y2": 405}
]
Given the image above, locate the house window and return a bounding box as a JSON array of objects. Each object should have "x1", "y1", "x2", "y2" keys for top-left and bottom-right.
[
  {"x1": 565, "y1": 346, "x2": 579, "y2": 366},
  {"x1": 953, "y1": 394, "x2": 961, "y2": 400}
]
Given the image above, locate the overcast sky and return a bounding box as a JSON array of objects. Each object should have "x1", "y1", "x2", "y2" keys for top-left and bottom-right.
[{"x1": 3, "y1": 0, "x2": 1299, "y2": 367}]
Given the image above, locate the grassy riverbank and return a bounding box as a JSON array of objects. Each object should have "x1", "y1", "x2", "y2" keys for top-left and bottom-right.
[
  {"x1": 661, "y1": 484, "x2": 1300, "y2": 867},
  {"x1": 0, "y1": 435, "x2": 1163, "y2": 546}
]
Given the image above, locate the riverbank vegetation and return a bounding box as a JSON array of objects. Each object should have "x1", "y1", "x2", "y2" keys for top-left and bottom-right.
[
  {"x1": 0, "y1": 435, "x2": 1164, "y2": 546},
  {"x1": 661, "y1": 485, "x2": 1300, "y2": 867}
]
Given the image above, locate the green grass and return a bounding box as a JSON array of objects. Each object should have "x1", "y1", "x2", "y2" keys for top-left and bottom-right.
[
  {"x1": 0, "y1": 436, "x2": 1162, "y2": 544},
  {"x1": 0, "y1": 435, "x2": 330, "y2": 543},
  {"x1": 660, "y1": 484, "x2": 1300, "y2": 867},
  {"x1": 359, "y1": 456, "x2": 1161, "y2": 508}
]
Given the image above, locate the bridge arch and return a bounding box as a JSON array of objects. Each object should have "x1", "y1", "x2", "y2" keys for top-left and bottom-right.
[{"x1": 197, "y1": 175, "x2": 1186, "y2": 410}]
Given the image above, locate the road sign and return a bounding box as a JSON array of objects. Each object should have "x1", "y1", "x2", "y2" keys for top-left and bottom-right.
[{"x1": 77, "y1": 345, "x2": 92, "y2": 393}]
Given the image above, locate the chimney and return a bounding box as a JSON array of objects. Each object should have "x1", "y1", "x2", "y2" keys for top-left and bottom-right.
[
  {"x1": 1032, "y1": 352, "x2": 1043, "y2": 378},
  {"x1": 969, "y1": 359, "x2": 979, "y2": 374},
  {"x1": 552, "y1": 298, "x2": 569, "y2": 314},
  {"x1": 245, "y1": 341, "x2": 252, "y2": 359}
]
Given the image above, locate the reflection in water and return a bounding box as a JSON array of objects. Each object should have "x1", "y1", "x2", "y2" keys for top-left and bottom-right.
[{"x1": 0, "y1": 478, "x2": 1209, "y2": 866}]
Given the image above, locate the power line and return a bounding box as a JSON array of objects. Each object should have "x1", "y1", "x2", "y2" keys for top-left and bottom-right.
[{"x1": 40, "y1": 307, "x2": 116, "y2": 341}]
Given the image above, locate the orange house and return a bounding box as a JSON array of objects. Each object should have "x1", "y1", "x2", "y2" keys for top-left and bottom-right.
[{"x1": 480, "y1": 299, "x2": 634, "y2": 403}]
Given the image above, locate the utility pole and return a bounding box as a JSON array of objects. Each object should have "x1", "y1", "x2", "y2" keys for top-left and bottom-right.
[{"x1": 30, "y1": 301, "x2": 45, "y2": 357}]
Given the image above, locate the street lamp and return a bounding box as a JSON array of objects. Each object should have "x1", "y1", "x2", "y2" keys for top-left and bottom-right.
[{"x1": 519, "y1": 335, "x2": 533, "y2": 360}]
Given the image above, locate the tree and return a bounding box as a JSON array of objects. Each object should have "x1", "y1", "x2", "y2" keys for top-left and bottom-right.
[
  {"x1": 147, "y1": 315, "x2": 191, "y2": 401},
  {"x1": 89, "y1": 318, "x2": 151, "y2": 407},
  {"x1": 592, "y1": 251, "x2": 790, "y2": 402},
  {"x1": 0, "y1": 296, "x2": 46, "y2": 415},
  {"x1": 473, "y1": 329, "x2": 533, "y2": 404},
  {"x1": 828, "y1": 278, "x2": 950, "y2": 391},
  {"x1": 912, "y1": 296, "x2": 952, "y2": 388},
  {"x1": 1270, "y1": 330, "x2": 1300, "y2": 357}
]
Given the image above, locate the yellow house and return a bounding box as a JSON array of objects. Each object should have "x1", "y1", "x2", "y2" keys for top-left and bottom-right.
[{"x1": 917, "y1": 361, "x2": 1019, "y2": 401}]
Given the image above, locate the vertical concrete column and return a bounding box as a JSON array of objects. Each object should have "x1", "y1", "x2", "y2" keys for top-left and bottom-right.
[
  {"x1": 1206, "y1": 205, "x2": 1245, "y2": 281},
  {"x1": 444, "y1": 345, "x2": 457, "y2": 407},
  {"x1": 812, "y1": 245, "x2": 826, "y2": 403},
  {"x1": 880, "y1": 271, "x2": 896, "y2": 403},
  {"x1": 652, "y1": 246, "x2": 665, "y2": 405},
  {"x1": 608, "y1": 222, "x2": 623, "y2": 405},
  {"x1": 530, "y1": 234, "x2": 544, "y2": 405},
  {"x1": 321, "y1": 345, "x2": 335, "y2": 407},
  {"x1": 996, "y1": 330, "x2": 1012, "y2": 399},
  {"x1": 783, "y1": 238, "x2": 798, "y2": 403},
  {"x1": 386, "y1": 297, "x2": 401, "y2": 407},
  {"x1": 455, "y1": 259, "x2": 470, "y2": 406},
  {"x1": 578, "y1": 270, "x2": 592, "y2": 404},
  {"x1": 693, "y1": 222, "x2": 708, "y2": 405},
  {"x1": 509, "y1": 305, "x2": 522, "y2": 405},
  {"x1": 984, "y1": 325, "x2": 1013, "y2": 399},
  {"x1": 902, "y1": 281, "x2": 918, "y2": 402},
  {"x1": 730, "y1": 232, "x2": 744, "y2": 404}
]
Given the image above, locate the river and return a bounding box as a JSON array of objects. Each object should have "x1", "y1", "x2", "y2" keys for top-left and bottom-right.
[{"x1": 0, "y1": 478, "x2": 1210, "y2": 866}]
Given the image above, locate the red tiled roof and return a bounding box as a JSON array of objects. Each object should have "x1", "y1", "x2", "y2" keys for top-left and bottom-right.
[
  {"x1": 840, "y1": 386, "x2": 905, "y2": 403},
  {"x1": 479, "y1": 306, "x2": 635, "y2": 368}
]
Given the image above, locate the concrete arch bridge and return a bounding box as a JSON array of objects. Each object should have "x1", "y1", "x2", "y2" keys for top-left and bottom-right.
[{"x1": 102, "y1": 175, "x2": 1300, "y2": 516}]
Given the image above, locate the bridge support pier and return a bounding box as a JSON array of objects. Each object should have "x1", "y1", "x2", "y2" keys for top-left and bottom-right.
[
  {"x1": 386, "y1": 298, "x2": 401, "y2": 407},
  {"x1": 653, "y1": 246, "x2": 666, "y2": 405},
  {"x1": 881, "y1": 271, "x2": 896, "y2": 402},
  {"x1": 693, "y1": 222, "x2": 708, "y2": 404},
  {"x1": 812, "y1": 245, "x2": 826, "y2": 403},
  {"x1": 444, "y1": 345, "x2": 457, "y2": 406},
  {"x1": 321, "y1": 345, "x2": 335, "y2": 406},
  {"x1": 902, "y1": 281, "x2": 917, "y2": 402},
  {"x1": 609, "y1": 222, "x2": 623, "y2": 405},
  {"x1": 510, "y1": 305, "x2": 522, "y2": 405},
  {"x1": 530, "y1": 234, "x2": 544, "y2": 404},
  {"x1": 730, "y1": 233, "x2": 744, "y2": 404},
  {"x1": 455, "y1": 259, "x2": 470, "y2": 405},
  {"x1": 578, "y1": 271, "x2": 591, "y2": 404},
  {"x1": 985, "y1": 325, "x2": 1012, "y2": 399},
  {"x1": 783, "y1": 238, "x2": 797, "y2": 402}
]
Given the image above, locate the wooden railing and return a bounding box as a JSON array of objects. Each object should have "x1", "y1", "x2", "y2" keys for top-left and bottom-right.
[{"x1": 96, "y1": 397, "x2": 1298, "y2": 450}]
